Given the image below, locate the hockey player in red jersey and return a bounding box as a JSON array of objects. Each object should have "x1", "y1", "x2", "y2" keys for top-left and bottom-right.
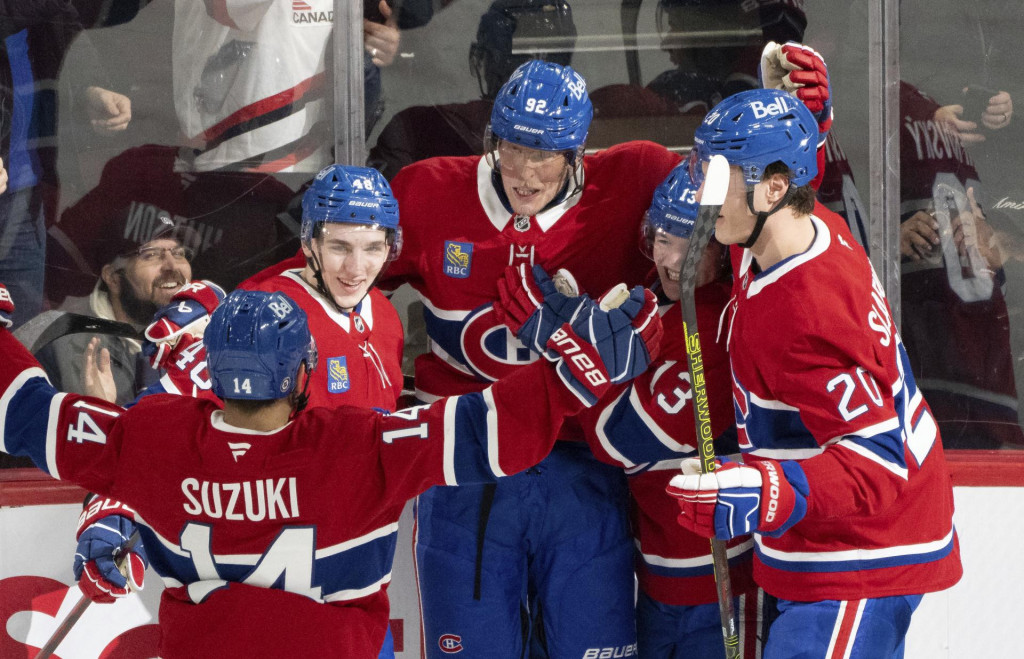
[
  {"x1": 495, "y1": 160, "x2": 764, "y2": 658},
  {"x1": 666, "y1": 88, "x2": 962, "y2": 658},
  {"x1": 240, "y1": 164, "x2": 405, "y2": 413},
  {"x1": 379, "y1": 59, "x2": 681, "y2": 657},
  {"x1": 0, "y1": 281, "x2": 661, "y2": 658}
]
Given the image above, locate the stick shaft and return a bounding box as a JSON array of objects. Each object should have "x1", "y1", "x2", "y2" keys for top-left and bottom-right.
[{"x1": 678, "y1": 154, "x2": 740, "y2": 658}]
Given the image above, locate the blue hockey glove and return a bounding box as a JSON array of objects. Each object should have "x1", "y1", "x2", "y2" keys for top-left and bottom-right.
[
  {"x1": 547, "y1": 284, "x2": 662, "y2": 405},
  {"x1": 495, "y1": 264, "x2": 593, "y2": 357},
  {"x1": 0, "y1": 283, "x2": 13, "y2": 328},
  {"x1": 143, "y1": 279, "x2": 225, "y2": 369},
  {"x1": 667, "y1": 458, "x2": 810, "y2": 540},
  {"x1": 73, "y1": 498, "x2": 148, "y2": 603}
]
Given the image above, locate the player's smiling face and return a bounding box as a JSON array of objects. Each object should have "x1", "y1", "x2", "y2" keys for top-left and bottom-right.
[
  {"x1": 304, "y1": 224, "x2": 389, "y2": 311},
  {"x1": 652, "y1": 230, "x2": 688, "y2": 301},
  {"x1": 497, "y1": 141, "x2": 572, "y2": 217}
]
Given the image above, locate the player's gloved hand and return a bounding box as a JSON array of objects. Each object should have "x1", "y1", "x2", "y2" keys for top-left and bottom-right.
[
  {"x1": 760, "y1": 41, "x2": 833, "y2": 142},
  {"x1": 0, "y1": 283, "x2": 13, "y2": 329},
  {"x1": 143, "y1": 280, "x2": 225, "y2": 369},
  {"x1": 495, "y1": 264, "x2": 593, "y2": 357},
  {"x1": 547, "y1": 284, "x2": 662, "y2": 405},
  {"x1": 73, "y1": 497, "x2": 148, "y2": 603},
  {"x1": 666, "y1": 457, "x2": 809, "y2": 540}
]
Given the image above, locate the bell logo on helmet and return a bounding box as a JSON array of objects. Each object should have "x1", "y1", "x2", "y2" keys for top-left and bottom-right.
[
  {"x1": 566, "y1": 75, "x2": 586, "y2": 101},
  {"x1": 750, "y1": 96, "x2": 793, "y2": 120}
]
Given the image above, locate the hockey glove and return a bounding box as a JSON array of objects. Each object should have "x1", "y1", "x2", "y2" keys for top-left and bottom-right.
[
  {"x1": 547, "y1": 284, "x2": 662, "y2": 406},
  {"x1": 495, "y1": 264, "x2": 592, "y2": 357},
  {"x1": 667, "y1": 458, "x2": 809, "y2": 540},
  {"x1": 73, "y1": 497, "x2": 148, "y2": 603},
  {"x1": 143, "y1": 280, "x2": 225, "y2": 370},
  {"x1": 0, "y1": 283, "x2": 13, "y2": 329},
  {"x1": 760, "y1": 41, "x2": 833, "y2": 142}
]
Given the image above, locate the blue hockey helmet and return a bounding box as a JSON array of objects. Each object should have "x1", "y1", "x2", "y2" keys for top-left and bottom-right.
[
  {"x1": 206, "y1": 290, "x2": 318, "y2": 401},
  {"x1": 488, "y1": 59, "x2": 593, "y2": 157},
  {"x1": 470, "y1": 0, "x2": 577, "y2": 100},
  {"x1": 689, "y1": 87, "x2": 818, "y2": 187},
  {"x1": 300, "y1": 164, "x2": 402, "y2": 261},
  {"x1": 640, "y1": 162, "x2": 700, "y2": 258}
]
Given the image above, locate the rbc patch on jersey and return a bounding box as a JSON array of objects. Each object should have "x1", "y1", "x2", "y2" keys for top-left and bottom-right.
[
  {"x1": 327, "y1": 357, "x2": 350, "y2": 394},
  {"x1": 444, "y1": 241, "x2": 473, "y2": 279}
]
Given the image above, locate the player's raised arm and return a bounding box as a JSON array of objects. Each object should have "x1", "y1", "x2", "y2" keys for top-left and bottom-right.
[
  {"x1": 370, "y1": 282, "x2": 663, "y2": 501},
  {"x1": 0, "y1": 284, "x2": 127, "y2": 496}
]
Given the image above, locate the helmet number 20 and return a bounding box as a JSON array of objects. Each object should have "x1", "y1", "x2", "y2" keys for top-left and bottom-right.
[{"x1": 525, "y1": 98, "x2": 548, "y2": 113}]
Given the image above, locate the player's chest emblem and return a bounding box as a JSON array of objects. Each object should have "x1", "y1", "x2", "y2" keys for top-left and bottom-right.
[
  {"x1": 327, "y1": 356, "x2": 351, "y2": 393},
  {"x1": 460, "y1": 303, "x2": 539, "y2": 382},
  {"x1": 444, "y1": 241, "x2": 474, "y2": 279},
  {"x1": 513, "y1": 214, "x2": 531, "y2": 232}
]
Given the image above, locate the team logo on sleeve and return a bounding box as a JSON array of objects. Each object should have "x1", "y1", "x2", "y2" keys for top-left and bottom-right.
[
  {"x1": 327, "y1": 357, "x2": 350, "y2": 393},
  {"x1": 443, "y1": 241, "x2": 473, "y2": 279},
  {"x1": 438, "y1": 634, "x2": 463, "y2": 653}
]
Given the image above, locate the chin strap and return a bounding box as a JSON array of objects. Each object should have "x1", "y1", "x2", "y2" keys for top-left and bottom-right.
[
  {"x1": 738, "y1": 184, "x2": 796, "y2": 250},
  {"x1": 304, "y1": 244, "x2": 378, "y2": 315}
]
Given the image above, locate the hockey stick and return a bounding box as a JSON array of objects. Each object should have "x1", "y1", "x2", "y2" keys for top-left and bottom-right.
[
  {"x1": 35, "y1": 530, "x2": 142, "y2": 659},
  {"x1": 678, "y1": 154, "x2": 740, "y2": 658},
  {"x1": 13, "y1": 310, "x2": 144, "y2": 355}
]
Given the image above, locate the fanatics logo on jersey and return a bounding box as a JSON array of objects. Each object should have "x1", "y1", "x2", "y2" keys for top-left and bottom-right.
[
  {"x1": 438, "y1": 634, "x2": 463, "y2": 653},
  {"x1": 444, "y1": 241, "x2": 473, "y2": 279},
  {"x1": 327, "y1": 356, "x2": 351, "y2": 393}
]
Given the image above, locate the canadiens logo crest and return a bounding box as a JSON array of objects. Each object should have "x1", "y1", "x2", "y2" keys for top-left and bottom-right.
[
  {"x1": 438, "y1": 634, "x2": 463, "y2": 653},
  {"x1": 327, "y1": 357, "x2": 350, "y2": 393},
  {"x1": 460, "y1": 304, "x2": 539, "y2": 381},
  {"x1": 444, "y1": 241, "x2": 473, "y2": 279}
]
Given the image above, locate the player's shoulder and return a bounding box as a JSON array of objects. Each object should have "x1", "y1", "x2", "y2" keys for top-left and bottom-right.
[
  {"x1": 392, "y1": 155, "x2": 479, "y2": 190},
  {"x1": 584, "y1": 140, "x2": 680, "y2": 182},
  {"x1": 239, "y1": 253, "x2": 306, "y2": 289},
  {"x1": 126, "y1": 392, "x2": 216, "y2": 423},
  {"x1": 296, "y1": 404, "x2": 383, "y2": 453}
]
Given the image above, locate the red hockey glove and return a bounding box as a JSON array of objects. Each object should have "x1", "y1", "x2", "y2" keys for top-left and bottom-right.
[
  {"x1": 495, "y1": 264, "x2": 591, "y2": 357},
  {"x1": 667, "y1": 458, "x2": 809, "y2": 540},
  {"x1": 143, "y1": 280, "x2": 225, "y2": 369},
  {"x1": 760, "y1": 41, "x2": 833, "y2": 140},
  {"x1": 0, "y1": 283, "x2": 13, "y2": 329},
  {"x1": 73, "y1": 497, "x2": 148, "y2": 603}
]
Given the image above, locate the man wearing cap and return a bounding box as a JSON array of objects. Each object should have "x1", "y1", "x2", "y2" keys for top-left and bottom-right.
[{"x1": 35, "y1": 210, "x2": 196, "y2": 405}]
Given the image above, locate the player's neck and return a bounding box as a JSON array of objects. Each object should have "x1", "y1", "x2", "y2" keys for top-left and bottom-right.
[
  {"x1": 750, "y1": 209, "x2": 815, "y2": 270},
  {"x1": 222, "y1": 398, "x2": 294, "y2": 432}
]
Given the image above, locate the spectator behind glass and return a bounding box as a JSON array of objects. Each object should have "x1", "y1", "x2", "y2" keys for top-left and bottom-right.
[
  {"x1": 0, "y1": 3, "x2": 131, "y2": 327},
  {"x1": 46, "y1": 144, "x2": 297, "y2": 303},
  {"x1": 35, "y1": 206, "x2": 197, "y2": 407},
  {"x1": 368, "y1": 0, "x2": 576, "y2": 180}
]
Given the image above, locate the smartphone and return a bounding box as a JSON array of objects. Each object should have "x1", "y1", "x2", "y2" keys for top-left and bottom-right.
[{"x1": 962, "y1": 85, "x2": 998, "y2": 121}]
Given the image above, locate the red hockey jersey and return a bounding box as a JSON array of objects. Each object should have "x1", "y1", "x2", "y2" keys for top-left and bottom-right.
[
  {"x1": 380, "y1": 142, "x2": 681, "y2": 414},
  {"x1": 0, "y1": 330, "x2": 586, "y2": 658},
  {"x1": 580, "y1": 279, "x2": 755, "y2": 605},
  {"x1": 241, "y1": 266, "x2": 405, "y2": 412},
  {"x1": 726, "y1": 207, "x2": 962, "y2": 601}
]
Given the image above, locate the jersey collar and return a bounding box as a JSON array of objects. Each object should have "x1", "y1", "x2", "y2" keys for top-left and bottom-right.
[
  {"x1": 281, "y1": 269, "x2": 375, "y2": 333},
  {"x1": 746, "y1": 215, "x2": 831, "y2": 298},
  {"x1": 475, "y1": 156, "x2": 585, "y2": 233}
]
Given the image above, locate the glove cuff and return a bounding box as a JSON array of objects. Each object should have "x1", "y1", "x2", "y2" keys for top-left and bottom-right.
[
  {"x1": 754, "y1": 459, "x2": 808, "y2": 537},
  {"x1": 77, "y1": 496, "x2": 137, "y2": 539}
]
